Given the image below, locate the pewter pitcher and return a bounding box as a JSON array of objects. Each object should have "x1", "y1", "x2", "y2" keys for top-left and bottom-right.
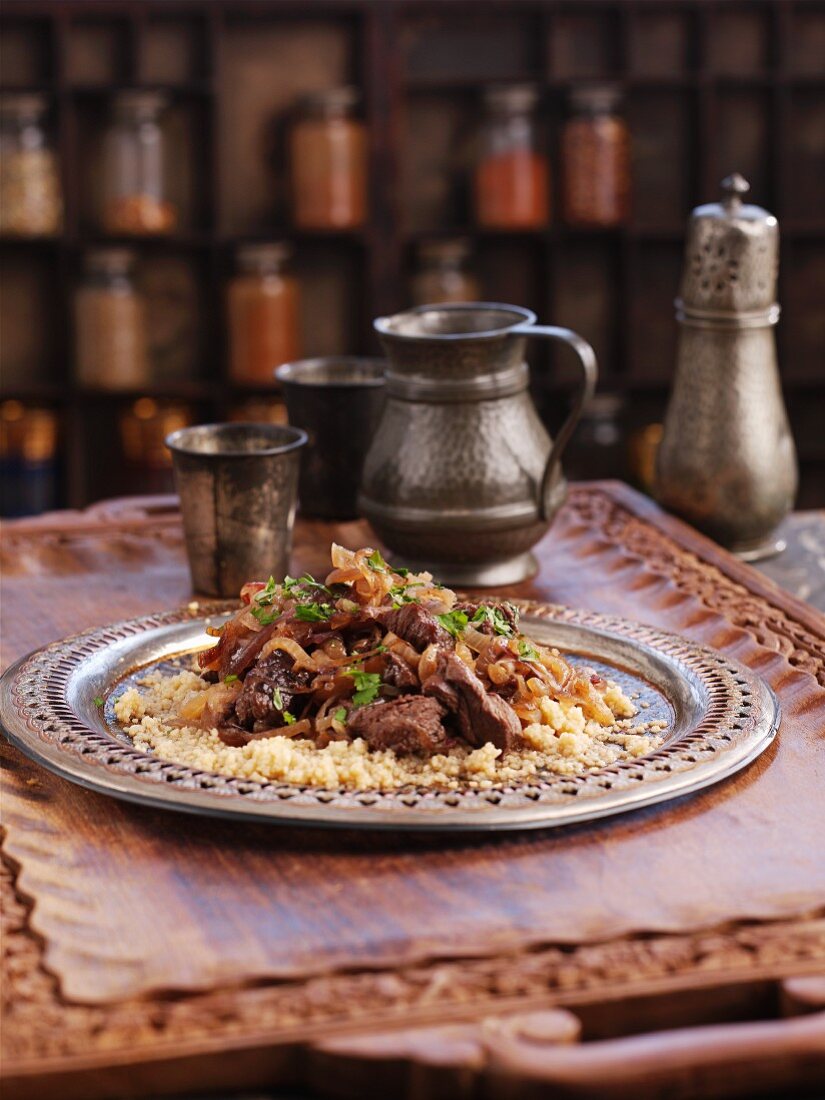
[
  {"x1": 656, "y1": 176, "x2": 797, "y2": 560},
  {"x1": 359, "y1": 303, "x2": 597, "y2": 585}
]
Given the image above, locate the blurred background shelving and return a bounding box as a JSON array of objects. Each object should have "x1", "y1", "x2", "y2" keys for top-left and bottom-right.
[{"x1": 1, "y1": 0, "x2": 823, "y2": 512}]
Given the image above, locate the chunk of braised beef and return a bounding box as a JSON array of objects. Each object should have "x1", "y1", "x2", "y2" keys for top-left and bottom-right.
[
  {"x1": 422, "y1": 650, "x2": 521, "y2": 751},
  {"x1": 233, "y1": 650, "x2": 313, "y2": 731},
  {"x1": 381, "y1": 650, "x2": 419, "y2": 693},
  {"x1": 376, "y1": 602, "x2": 452, "y2": 651},
  {"x1": 346, "y1": 695, "x2": 451, "y2": 755}
]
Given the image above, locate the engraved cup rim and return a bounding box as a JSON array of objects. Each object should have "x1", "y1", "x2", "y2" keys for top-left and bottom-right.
[
  {"x1": 165, "y1": 422, "x2": 308, "y2": 460},
  {"x1": 374, "y1": 302, "x2": 537, "y2": 342}
]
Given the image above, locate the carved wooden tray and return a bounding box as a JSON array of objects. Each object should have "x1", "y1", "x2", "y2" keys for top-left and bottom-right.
[{"x1": 0, "y1": 600, "x2": 779, "y2": 831}]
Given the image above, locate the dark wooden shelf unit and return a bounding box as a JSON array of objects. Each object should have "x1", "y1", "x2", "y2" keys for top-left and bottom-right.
[{"x1": 0, "y1": 0, "x2": 823, "y2": 509}]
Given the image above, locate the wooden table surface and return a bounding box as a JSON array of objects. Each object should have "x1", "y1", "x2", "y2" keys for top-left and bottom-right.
[{"x1": 1, "y1": 483, "x2": 824, "y2": 1100}]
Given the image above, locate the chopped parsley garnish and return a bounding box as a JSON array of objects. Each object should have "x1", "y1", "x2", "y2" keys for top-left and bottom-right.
[
  {"x1": 281, "y1": 572, "x2": 331, "y2": 597},
  {"x1": 254, "y1": 576, "x2": 278, "y2": 605},
  {"x1": 251, "y1": 605, "x2": 280, "y2": 626},
  {"x1": 472, "y1": 605, "x2": 515, "y2": 637},
  {"x1": 333, "y1": 706, "x2": 347, "y2": 724},
  {"x1": 294, "y1": 602, "x2": 333, "y2": 622},
  {"x1": 94, "y1": 696, "x2": 104, "y2": 708},
  {"x1": 282, "y1": 710, "x2": 296, "y2": 725},
  {"x1": 224, "y1": 674, "x2": 239, "y2": 684},
  {"x1": 366, "y1": 548, "x2": 388, "y2": 573},
  {"x1": 436, "y1": 609, "x2": 469, "y2": 638},
  {"x1": 273, "y1": 686, "x2": 285, "y2": 711},
  {"x1": 374, "y1": 643, "x2": 387, "y2": 653},
  {"x1": 518, "y1": 639, "x2": 540, "y2": 661},
  {"x1": 393, "y1": 565, "x2": 411, "y2": 577},
  {"x1": 345, "y1": 667, "x2": 382, "y2": 707},
  {"x1": 301, "y1": 573, "x2": 330, "y2": 593},
  {"x1": 389, "y1": 581, "x2": 423, "y2": 607}
]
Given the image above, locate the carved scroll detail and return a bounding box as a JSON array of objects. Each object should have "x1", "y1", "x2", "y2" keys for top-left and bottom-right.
[
  {"x1": 3, "y1": 856, "x2": 824, "y2": 1068},
  {"x1": 566, "y1": 489, "x2": 825, "y2": 686}
]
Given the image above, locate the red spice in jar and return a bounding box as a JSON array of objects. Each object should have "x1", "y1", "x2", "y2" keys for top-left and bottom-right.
[
  {"x1": 474, "y1": 85, "x2": 550, "y2": 230},
  {"x1": 475, "y1": 149, "x2": 550, "y2": 229}
]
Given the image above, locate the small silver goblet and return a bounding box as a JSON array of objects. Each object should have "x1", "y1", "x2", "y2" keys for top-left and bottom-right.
[{"x1": 166, "y1": 422, "x2": 307, "y2": 597}]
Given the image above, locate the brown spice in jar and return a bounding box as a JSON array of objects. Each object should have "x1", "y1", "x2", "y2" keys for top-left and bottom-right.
[
  {"x1": 562, "y1": 112, "x2": 630, "y2": 228},
  {"x1": 103, "y1": 194, "x2": 177, "y2": 236},
  {"x1": 290, "y1": 89, "x2": 367, "y2": 230},
  {"x1": 0, "y1": 149, "x2": 63, "y2": 236},
  {"x1": 74, "y1": 251, "x2": 149, "y2": 390},
  {"x1": 227, "y1": 245, "x2": 301, "y2": 384}
]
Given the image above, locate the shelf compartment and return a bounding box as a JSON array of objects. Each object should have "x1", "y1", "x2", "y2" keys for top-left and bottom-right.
[
  {"x1": 708, "y1": 6, "x2": 772, "y2": 76},
  {"x1": 66, "y1": 17, "x2": 132, "y2": 87},
  {"x1": 403, "y1": 10, "x2": 542, "y2": 84},
  {"x1": 714, "y1": 89, "x2": 773, "y2": 208},
  {"x1": 0, "y1": 15, "x2": 53, "y2": 88},
  {"x1": 628, "y1": 9, "x2": 697, "y2": 77},
  {"x1": 628, "y1": 89, "x2": 695, "y2": 229},
  {"x1": 219, "y1": 15, "x2": 360, "y2": 236},
  {"x1": 140, "y1": 14, "x2": 212, "y2": 86},
  {"x1": 627, "y1": 242, "x2": 682, "y2": 384},
  {"x1": 0, "y1": 248, "x2": 63, "y2": 391},
  {"x1": 549, "y1": 9, "x2": 622, "y2": 81}
]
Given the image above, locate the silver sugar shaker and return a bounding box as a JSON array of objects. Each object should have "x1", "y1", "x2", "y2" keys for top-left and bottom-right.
[{"x1": 655, "y1": 174, "x2": 797, "y2": 560}]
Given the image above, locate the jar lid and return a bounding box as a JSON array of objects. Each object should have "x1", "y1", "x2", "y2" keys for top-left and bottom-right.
[
  {"x1": 568, "y1": 83, "x2": 622, "y2": 114},
  {"x1": 83, "y1": 247, "x2": 137, "y2": 276},
  {"x1": 679, "y1": 174, "x2": 779, "y2": 316},
  {"x1": 0, "y1": 92, "x2": 48, "y2": 120},
  {"x1": 417, "y1": 238, "x2": 472, "y2": 264},
  {"x1": 483, "y1": 84, "x2": 539, "y2": 113},
  {"x1": 111, "y1": 90, "x2": 169, "y2": 119},
  {"x1": 236, "y1": 242, "x2": 293, "y2": 272},
  {"x1": 297, "y1": 86, "x2": 360, "y2": 115}
]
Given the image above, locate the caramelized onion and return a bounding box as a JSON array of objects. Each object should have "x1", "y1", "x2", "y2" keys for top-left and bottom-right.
[
  {"x1": 487, "y1": 661, "x2": 512, "y2": 686},
  {"x1": 259, "y1": 636, "x2": 318, "y2": 671},
  {"x1": 418, "y1": 642, "x2": 440, "y2": 683}
]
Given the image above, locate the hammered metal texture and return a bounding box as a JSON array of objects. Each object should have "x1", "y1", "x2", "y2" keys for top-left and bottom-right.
[
  {"x1": 680, "y1": 201, "x2": 778, "y2": 313},
  {"x1": 362, "y1": 304, "x2": 597, "y2": 581},
  {"x1": 657, "y1": 325, "x2": 798, "y2": 549},
  {"x1": 0, "y1": 601, "x2": 779, "y2": 831},
  {"x1": 656, "y1": 178, "x2": 797, "y2": 553}
]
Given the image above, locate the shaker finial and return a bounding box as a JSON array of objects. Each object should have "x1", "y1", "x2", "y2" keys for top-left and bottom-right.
[{"x1": 721, "y1": 173, "x2": 750, "y2": 211}]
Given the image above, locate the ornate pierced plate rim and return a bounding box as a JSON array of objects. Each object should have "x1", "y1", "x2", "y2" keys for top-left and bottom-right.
[{"x1": 0, "y1": 600, "x2": 779, "y2": 831}]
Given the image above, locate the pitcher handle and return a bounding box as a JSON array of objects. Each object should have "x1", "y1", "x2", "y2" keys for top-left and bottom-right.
[{"x1": 511, "y1": 324, "x2": 598, "y2": 522}]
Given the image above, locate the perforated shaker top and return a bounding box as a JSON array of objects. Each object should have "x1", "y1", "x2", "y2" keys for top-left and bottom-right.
[{"x1": 679, "y1": 174, "x2": 779, "y2": 315}]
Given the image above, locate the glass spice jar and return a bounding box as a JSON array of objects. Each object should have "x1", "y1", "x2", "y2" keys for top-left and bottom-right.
[
  {"x1": 289, "y1": 87, "x2": 367, "y2": 230},
  {"x1": 227, "y1": 243, "x2": 301, "y2": 385},
  {"x1": 74, "y1": 248, "x2": 149, "y2": 390},
  {"x1": 411, "y1": 239, "x2": 481, "y2": 306},
  {"x1": 0, "y1": 94, "x2": 63, "y2": 236},
  {"x1": 562, "y1": 85, "x2": 631, "y2": 228},
  {"x1": 101, "y1": 91, "x2": 177, "y2": 236},
  {"x1": 0, "y1": 400, "x2": 60, "y2": 517},
  {"x1": 474, "y1": 85, "x2": 550, "y2": 230}
]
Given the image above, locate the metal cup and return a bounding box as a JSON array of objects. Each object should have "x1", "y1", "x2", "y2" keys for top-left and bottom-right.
[
  {"x1": 166, "y1": 422, "x2": 307, "y2": 597},
  {"x1": 275, "y1": 357, "x2": 386, "y2": 520}
]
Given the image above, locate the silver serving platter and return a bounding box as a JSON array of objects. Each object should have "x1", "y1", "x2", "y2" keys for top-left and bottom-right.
[{"x1": 0, "y1": 601, "x2": 779, "y2": 832}]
